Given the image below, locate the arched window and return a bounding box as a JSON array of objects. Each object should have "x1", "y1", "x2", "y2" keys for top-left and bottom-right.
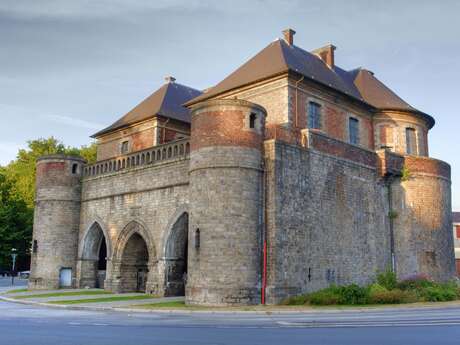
[{"x1": 71, "y1": 163, "x2": 78, "y2": 174}]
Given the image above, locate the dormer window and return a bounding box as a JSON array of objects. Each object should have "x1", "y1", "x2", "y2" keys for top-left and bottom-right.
[{"x1": 121, "y1": 141, "x2": 129, "y2": 155}]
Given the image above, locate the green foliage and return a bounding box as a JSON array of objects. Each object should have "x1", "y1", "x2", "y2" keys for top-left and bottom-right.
[
  {"x1": 308, "y1": 287, "x2": 340, "y2": 305},
  {"x1": 420, "y1": 283, "x2": 458, "y2": 302},
  {"x1": 368, "y1": 283, "x2": 388, "y2": 295},
  {"x1": 401, "y1": 165, "x2": 411, "y2": 181},
  {"x1": 308, "y1": 284, "x2": 369, "y2": 305},
  {"x1": 0, "y1": 137, "x2": 97, "y2": 270},
  {"x1": 368, "y1": 289, "x2": 416, "y2": 304},
  {"x1": 0, "y1": 169, "x2": 33, "y2": 271},
  {"x1": 376, "y1": 269, "x2": 397, "y2": 290},
  {"x1": 396, "y1": 273, "x2": 433, "y2": 290},
  {"x1": 3, "y1": 137, "x2": 97, "y2": 208},
  {"x1": 336, "y1": 284, "x2": 369, "y2": 305}
]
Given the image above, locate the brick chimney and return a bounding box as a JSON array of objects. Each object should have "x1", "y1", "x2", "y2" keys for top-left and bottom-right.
[
  {"x1": 312, "y1": 44, "x2": 336, "y2": 68},
  {"x1": 282, "y1": 28, "x2": 296, "y2": 46},
  {"x1": 165, "y1": 76, "x2": 176, "y2": 83}
]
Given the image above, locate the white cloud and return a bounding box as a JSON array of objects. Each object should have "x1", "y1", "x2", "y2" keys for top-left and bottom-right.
[{"x1": 43, "y1": 114, "x2": 104, "y2": 130}]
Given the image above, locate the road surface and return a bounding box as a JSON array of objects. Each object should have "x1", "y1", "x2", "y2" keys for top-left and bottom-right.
[{"x1": 2, "y1": 296, "x2": 460, "y2": 345}]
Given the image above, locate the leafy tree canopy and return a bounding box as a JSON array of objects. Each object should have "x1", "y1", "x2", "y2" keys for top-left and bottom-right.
[{"x1": 0, "y1": 137, "x2": 97, "y2": 270}]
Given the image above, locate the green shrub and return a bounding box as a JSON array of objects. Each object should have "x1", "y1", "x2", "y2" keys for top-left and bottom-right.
[
  {"x1": 376, "y1": 270, "x2": 397, "y2": 290},
  {"x1": 368, "y1": 283, "x2": 388, "y2": 295},
  {"x1": 337, "y1": 284, "x2": 369, "y2": 305},
  {"x1": 308, "y1": 287, "x2": 341, "y2": 305},
  {"x1": 420, "y1": 283, "x2": 458, "y2": 302},
  {"x1": 369, "y1": 289, "x2": 417, "y2": 304},
  {"x1": 397, "y1": 273, "x2": 434, "y2": 290}
]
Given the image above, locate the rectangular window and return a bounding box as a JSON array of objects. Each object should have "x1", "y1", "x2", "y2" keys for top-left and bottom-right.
[
  {"x1": 406, "y1": 128, "x2": 417, "y2": 155},
  {"x1": 121, "y1": 141, "x2": 129, "y2": 154},
  {"x1": 348, "y1": 117, "x2": 360, "y2": 145},
  {"x1": 456, "y1": 225, "x2": 460, "y2": 239},
  {"x1": 308, "y1": 102, "x2": 321, "y2": 129}
]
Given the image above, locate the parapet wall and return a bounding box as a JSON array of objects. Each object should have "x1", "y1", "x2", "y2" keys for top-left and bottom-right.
[{"x1": 264, "y1": 139, "x2": 391, "y2": 303}]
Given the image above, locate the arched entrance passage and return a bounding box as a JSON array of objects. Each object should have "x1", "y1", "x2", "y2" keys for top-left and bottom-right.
[
  {"x1": 80, "y1": 222, "x2": 109, "y2": 288},
  {"x1": 120, "y1": 233, "x2": 150, "y2": 292},
  {"x1": 164, "y1": 212, "x2": 188, "y2": 296}
]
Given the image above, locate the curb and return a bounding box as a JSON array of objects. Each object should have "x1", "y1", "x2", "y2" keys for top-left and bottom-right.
[{"x1": 2, "y1": 294, "x2": 460, "y2": 315}]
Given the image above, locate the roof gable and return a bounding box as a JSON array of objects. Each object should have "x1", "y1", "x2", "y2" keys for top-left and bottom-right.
[{"x1": 92, "y1": 81, "x2": 202, "y2": 138}]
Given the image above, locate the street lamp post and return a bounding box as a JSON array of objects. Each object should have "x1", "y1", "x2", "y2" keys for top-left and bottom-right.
[{"x1": 11, "y1": 248, "x2": 17, "y2": 286}]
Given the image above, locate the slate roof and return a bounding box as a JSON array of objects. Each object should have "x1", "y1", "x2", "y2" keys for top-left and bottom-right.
[
  {"x1": 453, "y1": 212, "x2": 460, "y2": 224},
  {"x1": 186, "y1": 38, "x2": 434, "y2": 128},
  {"x1": 92, "y1": 81, "x2": 202, "y2": 138}
]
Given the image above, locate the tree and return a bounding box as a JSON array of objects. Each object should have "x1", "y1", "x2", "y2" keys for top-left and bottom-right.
[
  {"x1": 4, "y1": 137, "x2": 97, "y2": 208},
  {"x1": 0, "y1": 168, "x2": 33, "y2": 271},
  {"x1": 0, "y1": 137, "x2": 97, "y2": 270}
]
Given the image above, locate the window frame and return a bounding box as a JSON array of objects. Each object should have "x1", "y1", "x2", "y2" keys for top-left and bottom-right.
[
  {"x1": 307, "y1": 101, "x2": 322, "y2": 130},
  {"x1": 120, "y1": 140, "x2": 130, "y2": 155},
  {"x1": 348, "y1": 116, "x2": 360, "y2": 145},
  {"x1": 405, "y1": 127, "x2": 417, "y2": 155}
]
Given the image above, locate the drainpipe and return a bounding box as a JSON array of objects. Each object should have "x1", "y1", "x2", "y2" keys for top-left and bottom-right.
[
  {"x1": 387, "y1": 175, "x2": 396, "y2": 273},
  {"x1": 261, "y1": 157, "x2": 268, "y2": 305},
  {"x1": 294, "y1": 75, "x2": 305, "y2": 128}
]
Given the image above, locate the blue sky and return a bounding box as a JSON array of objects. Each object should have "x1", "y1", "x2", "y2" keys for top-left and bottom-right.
[{"x1": 1, "y1": 0, "x2": 459, "y2": 210}]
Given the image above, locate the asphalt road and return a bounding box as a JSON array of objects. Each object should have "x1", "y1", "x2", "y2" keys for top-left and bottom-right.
[{"x1": 2, "y1": 296, "x2": 460, "y2": 345}]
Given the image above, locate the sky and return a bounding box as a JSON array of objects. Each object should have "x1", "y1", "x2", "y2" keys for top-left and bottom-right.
[{"x1": 1, "y1": 0, "x2": 459, "y2": 210}]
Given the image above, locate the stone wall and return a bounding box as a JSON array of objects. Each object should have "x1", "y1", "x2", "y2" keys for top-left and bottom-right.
[
  {"x1": 391, "y1": 155, "x2": 455, "y2": 281},
  {"x1": 187, "y1": 99, "x2": 266, "y2": 306},
  {"x1": 29, "y1": 155, "x2": 86, "y2": 290},
  {"x1": 264, "y1": 140, "x2": 391, "y2": 304},
  {"x1": 78, "y1": 156, "x2": 190, "y2": 294}
]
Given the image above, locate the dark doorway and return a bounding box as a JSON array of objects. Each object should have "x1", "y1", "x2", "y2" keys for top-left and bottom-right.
[
  {"x1": 165, "y1": 213, "x2": 188, "y2": 296},
  {"x1": 80, "y1": 223, "x2": 108, "y2": 288},
  {"x1": 120, "y1": 233, "x2": 149, "y2": 292}
]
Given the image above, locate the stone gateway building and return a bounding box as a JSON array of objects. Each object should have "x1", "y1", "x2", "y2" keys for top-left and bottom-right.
[{"x1": 29, "y1": 29, "x2": 456, "y2": 305}]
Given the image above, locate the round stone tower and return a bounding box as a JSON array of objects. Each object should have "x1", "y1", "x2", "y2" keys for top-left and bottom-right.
[
  {"x1": 29, "y1": 154, "x2": 86, "y2": 289},
  {"x1": 186, "y1": 99, "x2": 266, "y2": 306},
  {"x1": 390, "y1": 155, "x2": 456, "y2": 281}
]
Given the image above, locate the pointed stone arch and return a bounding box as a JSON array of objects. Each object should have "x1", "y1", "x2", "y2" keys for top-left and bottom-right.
[
  {"x1": 78, "y1": 221, "x2": 111, "y2": 288},
  {"x1": 112, "y1": 220, "x2": 156, "y2": 293},
  {"x1": 163, "y1": 210, "x2": 189, "y2": 296}
]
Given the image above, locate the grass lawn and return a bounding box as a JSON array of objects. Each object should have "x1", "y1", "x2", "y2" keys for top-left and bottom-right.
[
  {"x1": 134, "y1": 301, "x2": 187, "y2": 308},
  {"x1": 48, "y1": 295, "x2": 156, "y2": 305},
  {"x1": 13, "y1": 290, "x2": 112, "y2": 299},
  {"x1": 4, "y1": 288, "x2": 29, "y2": 294}
]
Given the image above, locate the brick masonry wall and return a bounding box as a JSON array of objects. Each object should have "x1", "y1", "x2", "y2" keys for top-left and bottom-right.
[
  {"x1": 264, "y1": 140, "x2": 391, "y2": 303},
  {"x1": 374, "y1": 111, "x2": 429, "y2": 156}
]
